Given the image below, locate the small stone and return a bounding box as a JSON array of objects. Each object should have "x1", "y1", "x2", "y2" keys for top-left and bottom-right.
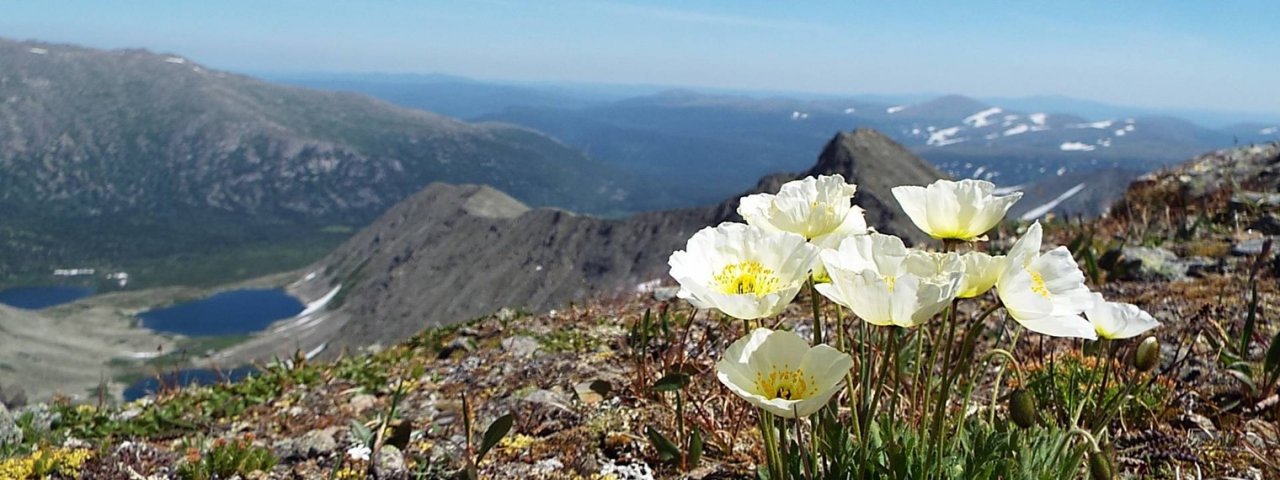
[
  {"x1": 496, "y1": 307, "x2": 518, "y2": 322},
  {"x1": 377, "y1": 445, "x2": 407, "y2": 474},
  {"x1": 1250, "y1": 214, "x2": 1280, "y2": 235},
  {"x1": 521, "y1": 389, "x2": 574, "y2": 414},
  {"x1": 349, "y1": 394, "x2": 378, "y2": 413},
  {"x1": 1182, "y1": 256, "x2": 1222, "y2": 277},
  {"x1": 1232, "y1": 237, "x2": 1272, "y2": 256},
  {"x1": 291, "y1": 428, "x2": 338, "y2": 458},
  {"x1": 652, "y1": 287, "x2": 680, "y2": 301},
  {"x1": 574, "y1": 379, "x2": 613, "y2": 405},
  {"x1": 112, "y1": 407, "x2": 143, "y2": 422},
  {"x1": 501, "y1": 336, "x2": 542, "y2": 358},
  {"x1": 438, "y1": 337, "x2": 476, "y2": 359},
  {"x1": 1230, "y1": 191, "x2": 1280, "y2": 209},
  {"x1": 62, "y1": 437, "x2": 90, "y2": 449},
  {"x1": 1174, "y1": 413, "x2": 1216, "y2": 441}
]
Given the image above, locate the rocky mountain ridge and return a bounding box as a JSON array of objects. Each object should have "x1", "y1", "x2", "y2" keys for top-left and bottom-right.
[{"x1": 219, "y1": 129, "x2": 945, "y2": 359}]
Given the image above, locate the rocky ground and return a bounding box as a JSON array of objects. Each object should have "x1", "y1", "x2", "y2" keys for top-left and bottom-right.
[{"x1": 0, "y1": 143, "x2": 1277, "y2": 479}]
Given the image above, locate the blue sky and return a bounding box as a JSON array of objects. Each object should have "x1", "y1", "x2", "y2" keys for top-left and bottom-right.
[{"x1": 3, "y1": 0, "x2": 1278, "y2": 114}]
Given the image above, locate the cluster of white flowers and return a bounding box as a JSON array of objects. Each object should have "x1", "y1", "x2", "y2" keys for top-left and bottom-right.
[{"x1": 667, "y1": 175, "x2": 1160, "y2": 418}]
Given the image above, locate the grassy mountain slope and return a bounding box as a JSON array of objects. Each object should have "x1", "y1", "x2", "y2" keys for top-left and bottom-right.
[{"x1": 0, "y1": 39, "x2": 633, "y2": 285}]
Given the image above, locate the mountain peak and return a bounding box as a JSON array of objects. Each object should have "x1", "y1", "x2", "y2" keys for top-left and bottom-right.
[{"x1": 805, "y1": 129, "x2": 946, "y2": 243}]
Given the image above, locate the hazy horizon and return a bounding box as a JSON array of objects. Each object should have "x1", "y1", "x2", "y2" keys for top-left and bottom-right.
[{"x1": 3, "y1": 0, "x2": 1279, "y2": 117}]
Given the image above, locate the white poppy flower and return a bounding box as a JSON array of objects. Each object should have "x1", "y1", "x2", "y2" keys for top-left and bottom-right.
[
  {"x1": 891, "y1": 179, "x2": 1022, "y2": 241},
  {"x1": 737, "y1": 174, "x2": 868, "y2": 244},
  {"x1": 716, "y1": 328, "x2": 853, "y2": 418},
  {"x1": 815, "y1": 233, "x2": 963, "y2": 328},
  {"x1": 1084, "y1": 292, "x2": 1160, "y2": 339},
  {"x1": 956, "y1": 251, "x2": 1005, "y2": 298},
  {"x1": 995, "y1": 222, "x2": 1097, "y2": 339},
  {"x1": 668, "y1": 223, "x2": 819, "y2": 320}
]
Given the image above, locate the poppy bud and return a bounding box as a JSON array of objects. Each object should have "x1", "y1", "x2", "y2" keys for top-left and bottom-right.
[
  {"x1": 1008, "y1": 389, "x2": 1037, "y2": 429},
  {"x1": 1088, "y1": 452, "x2": 1113, "y2": 480},
  {"x1": 1134, "y1": 336, "x2": 1160, "y2": 372}
]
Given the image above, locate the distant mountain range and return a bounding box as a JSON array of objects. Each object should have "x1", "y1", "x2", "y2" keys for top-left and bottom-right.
[
  {"x1": 276, "y1": 73, "x2": 1280, "y2": 217},
  {"x1": 0, "y1": 39, "x2": 643, "y2": 284},
  {"x1": 3, "y1": 37, "x2": 1274, "y2": 287}
]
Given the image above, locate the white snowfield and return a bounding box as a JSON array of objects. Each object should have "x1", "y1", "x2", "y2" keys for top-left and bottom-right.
[
  {"x1": 927, "y1": 126, "x2": 964, "y2": 146},
  {"x1": 1020, "y1": 183, "x2": 1087, "y2": 221},
  {"x1": 1060, "y1": 142, "x2": 1096, "y2": 152},
  {"x1": 886, "y1": 105, "x2": 906, "y2": 114},
  {"x1": 298, "y1": 285, "x2": 342, "y2": 318},
  {"x1": 963, "y1": 107, "x2": 1003, "y2": 128}
]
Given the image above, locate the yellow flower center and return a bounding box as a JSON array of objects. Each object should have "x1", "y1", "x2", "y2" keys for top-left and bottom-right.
[
  {"x1": 1028, "y1": 268, "x2": 1050, "y2": 298},
  {"x1": 755, "y1": 366, "x2": 816, "y2": 400},
  {"x1": 714, "y1": 261, "x2": 782, "y2": 296},
  {"x1": 883, "y1": 275, "x2": 897, "y2": 292}
]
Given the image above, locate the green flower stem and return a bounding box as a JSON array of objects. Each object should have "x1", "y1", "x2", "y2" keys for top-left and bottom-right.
[
  {"x1": 887, "y1": 329, "x2": 904, "y2": 440},
  {"x1": 929, "y1": 297, "x2": 961, "y2": 475},
  {"x1": 790, "y1": 413, "x2": 815, "y2": 480},
  {"x1": 777, "y1": 412, "x2": 791, "y2": 479},
  {"x1": 808, "y1": 277, "x2": 823, "y2": 345},
  {"x1": 1093, "y1": 340, "x2": 1119, "y2": 424},
  {"x1": 978, "y1": 345, "x2": 1029, "y2": 432},
  {"x1": 835, "y1": 304, "x2": 846, "y2": 352},
  {"x1": 675, "y1": 390, "x2": 686, "y2": 463},
  {"x1": 759, "y1": 410, "x2": 784, "y2": 480}
]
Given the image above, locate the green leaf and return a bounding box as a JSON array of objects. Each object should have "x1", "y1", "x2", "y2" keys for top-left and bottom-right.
[
  {"x1": 687, "y1": 428, "x2": 704, "y2": 468},
  {"x1": 1266, "y1": 330, "x2": 1280, "y2": 379},
  {"x1": 349, "y1": 420, "x2": 374, "y2": 445},
  {"x1": 476, "y1": 413, "x2": 515, "y2": 464},
  {"x1": 1227, "y1": 370, "x2": 1257, "y2": 395},
  {"x1": 645, "y1": 426, "x2": 681, "y2": 463},
  {"x1": 652, "y1": 372, "x2": 690, "y2": 392}
]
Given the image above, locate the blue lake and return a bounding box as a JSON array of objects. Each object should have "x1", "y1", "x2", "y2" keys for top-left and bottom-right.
[
  {"x1": 123, "y1": 366, "x2": 259, "y2": 402},
  {"x1": 139, "y1": 288, "x2": 304, "y2": 336},
  {"x1": 0, "y1": 285, "x2": 94, "y2": 309}
]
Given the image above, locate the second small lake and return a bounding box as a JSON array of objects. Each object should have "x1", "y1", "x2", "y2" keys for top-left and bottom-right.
[
  {"x1": 139, "y1": 289, "x2": 304, "y2": 336},
  {"x1": 0, "y1": 285, "x2": 94, "y2": 310}
]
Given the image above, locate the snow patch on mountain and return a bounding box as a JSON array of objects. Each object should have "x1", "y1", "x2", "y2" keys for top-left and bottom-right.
[
  {"x1": 1028, "y1": 113, "x2": 1048, "y2": 126},
  {"x1": 886, "y1": 105, "x2": 906, "y2": 114},
  {"x1": 790, "y1": 111, "x2": 809, "y2": 120},
  {"x1": 1003, "y1": 124, "x2": 1030, "y2": 136},
  {"x1": 1019, "y1": 183, "x2": 1086, "y2": 221},
  {"x1": 927, "y1": 126, "x2": 964, "y2": 146},
  {"x1": 1261, "y1": 127, "x2": 1278, "y2": 135},
  {"x1": 1070, "y1": 120, "x2": 1113, "y2": 129},
  {"x1": 963, "y1": 107, "x2": 1003, "y2": 127},
  {"x1": 1060, "y1": 142, "x2": 1096, "y2": 152}
]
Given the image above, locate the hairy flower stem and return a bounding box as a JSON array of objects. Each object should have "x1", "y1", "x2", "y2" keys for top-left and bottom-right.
[
  {"x1": 808, "y1": 278, "x2": 823, "y2": 345},
  {"x1": 948, "y1": 305, "x2": 1004, "y2": 446},
  {"x1": 759, "y1": 410, "x2": 784, "y2": 480},
  {"x1": 887, "y1": 329, "x2": 905, "y2": 441},
  {"x1": 929, "y1": 296, "x2": 961, "y2": 475}
]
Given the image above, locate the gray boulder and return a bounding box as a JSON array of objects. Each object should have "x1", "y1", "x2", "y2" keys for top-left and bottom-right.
[{"x1": 1120, "y1": 246, "x2": 1188, "y2": 281}]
